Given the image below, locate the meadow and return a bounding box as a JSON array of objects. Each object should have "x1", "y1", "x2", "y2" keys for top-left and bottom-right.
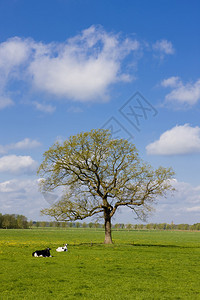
[{"x1": 0, "y1": 228, "x2": 200, "y2": 300}]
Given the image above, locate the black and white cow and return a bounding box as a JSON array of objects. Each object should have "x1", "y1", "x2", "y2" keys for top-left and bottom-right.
[
  {"x1": 56, "y1": 244, "x2": 68, "y2": 252},
  {"x1": 32, "y1": 248, "x2": 52, "y2": 257}
]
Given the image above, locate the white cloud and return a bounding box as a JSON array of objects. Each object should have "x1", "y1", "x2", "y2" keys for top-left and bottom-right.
[
  {"x1": 161, "y1": 76, "x2": 200, "y2": 105},
  {"x1": 161, "y1": 76, "x2": 180, "y2": 88},
  {"x1": 0, "y1": 36, "x2": 30, "y2": 72},
  {"x1": 0, "y1": 96, "x2": 14, "y2": 110},
  {"x1": 0, "y1": 37, "x2": 31, "y2": 105},
  {"x1": 13, "y1": 138, "x2": 41, "y2": 150},
  {"x1": 148, "y1": 179, "x2": 200, "y2": 224},
  {"x1": 0, "y1": 138, "x2": 41, "y2": 154},
  {"x1": 0, "y1": 178, "x2": 49, "y2": 220},
  {"x1": 0, "y1": 179, "x2": 29, "y2": 193},
  {"x1": 0, "y1": 155, "x2": 38, "y2": 174},
  {"x1": 0, "y1": 28, "x2": 177, "y2": 107},
  {"x1": 153, "y1": 39, "x2": 175, "y2": 58},
  {"x1": 0, "y1": 178, "x2": 65, "y2": 220},
  {"x1": 32, "y1": 101, "x2": 56, "y2": 113},
  {"x1": 28, "y1": 26, "x2": 140, "y2": 101},
  {"x1": 186, "y1": 206, "x2": 200, "y2": 212},
  {"x1": 0, "y1": 177, "x2": 200, "y2": 224},
  {"x1": 0, "y1": 26, "x2": 140, "y2": 105},
  {"x1": 146, "y1": 124, "x2": 200, "y2": 155}
]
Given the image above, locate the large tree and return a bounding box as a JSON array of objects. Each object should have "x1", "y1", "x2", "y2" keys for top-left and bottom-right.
[{"x1": 38, "y1": 129, "x2": 174, "y2": 244}]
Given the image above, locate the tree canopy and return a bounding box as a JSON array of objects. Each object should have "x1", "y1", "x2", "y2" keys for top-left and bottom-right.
[{"x1": 38, "y1": 129, "x2": 174, "y2": 243}]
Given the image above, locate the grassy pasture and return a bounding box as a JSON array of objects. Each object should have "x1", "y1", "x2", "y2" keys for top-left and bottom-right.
[{"x1": 0, "y1": 228, "x2": 200, "y2": 299}]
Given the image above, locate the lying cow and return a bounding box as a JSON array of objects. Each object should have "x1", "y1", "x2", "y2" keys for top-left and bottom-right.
[
  {"x1": 56, "y1": 244, "x2": 68, "y2": 252},
  {"x1": 32, "y1": 247, "x2": 52, "y2": 257}
]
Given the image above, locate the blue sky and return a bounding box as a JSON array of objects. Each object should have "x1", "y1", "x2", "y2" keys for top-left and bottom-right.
[{"x1": 0, "y1": 0, "x2": 200, "y2": 224}]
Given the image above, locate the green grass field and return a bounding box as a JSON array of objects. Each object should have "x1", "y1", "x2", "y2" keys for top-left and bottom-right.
[{"x1": 0, "y1": 228, "x2": 200, "y2": 299}]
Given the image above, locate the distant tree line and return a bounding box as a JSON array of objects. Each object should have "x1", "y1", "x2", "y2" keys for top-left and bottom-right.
[
  {"x1": 0, "y1": 213, "x2": 28, "y2": 229},
  {"x1": 123, "y1": 222, "x2": 200, "y2": 231},
  {"x1": 1, "y1": 213, "x2": 200, "y2": 231},
  {"x1": 30, "y1": 221, "x2": 200, "y2": 231},
  {"x1": 31, "y1": 221, "x2": 103, "y2": 229}
]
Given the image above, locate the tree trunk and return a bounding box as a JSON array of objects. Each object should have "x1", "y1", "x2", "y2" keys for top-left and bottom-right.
[{"x1": 104, "y1": 209, "x2": 113, "y2": 244}]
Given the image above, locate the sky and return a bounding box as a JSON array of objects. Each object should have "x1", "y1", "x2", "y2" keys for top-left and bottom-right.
[{"x1": 0, "y1": 0, "x2": 200, "y2": 224}]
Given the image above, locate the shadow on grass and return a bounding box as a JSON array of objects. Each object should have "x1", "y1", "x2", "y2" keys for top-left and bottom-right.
[
  {"x1": 132, "y1": 243, "x2": 180, "y2": 248},
  {"x1": 128, "y1": 243, "x2": 199, "y2": 249},
  {"x1": 69, "y1": 242, "x2": 197, "y2": 249}
]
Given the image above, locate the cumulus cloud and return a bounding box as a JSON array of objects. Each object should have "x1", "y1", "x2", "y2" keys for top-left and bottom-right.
[
  {"x1": 153, "y1": 39, "x2": 175, "y2": 58},
  {"x1": 161, "y1": 76, "x2": 180, "y2": 88},
  {"x1": 186, "y1": 206, "x2": 200, "y2": 212},
  {"x1": 0, "y1": 96, "x2": 14, "y2": 110},
  {"x1": 13, "y1": 138, "x2": 41, "y2": 150},
  {"x1": 0, "y1": 28, "x2": 176, "y2": 107},
  {"x1": 28, "y1": 26, "x2": 140, "y2": 101},
  {"x1": 146, "y1": 124, "x2": 200, "y2": 155},
  {"x1": 0, "y1": 36, "x2": 30, "y2": 73},
  {"x1": 149, "y1": 179, "x2": 200, "y2": 224},
  {"x1": 0, "y1": 177, "x2": 199, "y2": 223},
  {"x1": 0, "y1": 178, "x2": 48, "y2": 220},
  {"x1": 0, "y1": 178, "x2": 66, "y2": 220},
  {"x1": 0, "y1": 37, "x2": 31, "y2": 105},
  {"x1": 0, "y1": 155, "x2": 38, "y2": 174},
  {"x1": 161, "y1": 76, "x2": 200, "y2": 105},
  {"x1": 0, "y1": 178, "x2": 33, "y2": 193},
  {"x1": 0, "y1": 138, "x2": 41, "y2": 154},
  {"x1": 32, "y1": 101, "x2": 56, "y2": 113},
  {"x1": 1, "y1": 171, "x2": 198, "y2": 225},
  {"x1": 0, "y1": 26, "x2": 140, "y2": 105}
]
